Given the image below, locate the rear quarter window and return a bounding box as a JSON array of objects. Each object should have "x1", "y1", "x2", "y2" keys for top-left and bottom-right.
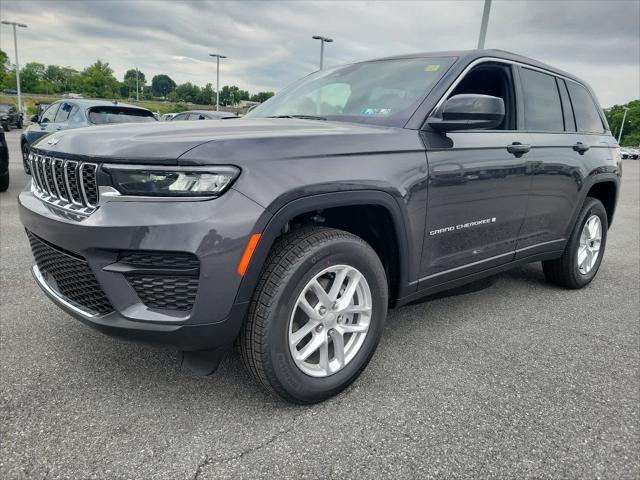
[
  {"x1": 88, "y1": 107, "x2": 156, "y2": 125},
  {"x1": 520, "y1": 67, "x2": 564, "y2": 132},
  {"x1": 566, "y1": 82, "x2": 605, "y2": 133}
]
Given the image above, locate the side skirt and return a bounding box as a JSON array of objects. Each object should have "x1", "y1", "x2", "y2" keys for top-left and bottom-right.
[{"x1": 395, "y1": 250, "x2": 563, "y2": 307}]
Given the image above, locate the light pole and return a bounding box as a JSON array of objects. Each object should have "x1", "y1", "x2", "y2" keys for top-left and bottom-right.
[
  {"x1": 1, "y1": 20, "x2": 28, "y2": 113},
  {"x1": 477, "y1": 0, "x2": 492, "y2": 49},
  {"x1": 136, "y1": 68, "x2": 140, "y2": 101},
  {"x1": 618, "y1": 106, "x2": 629, "y2": 144},
  {"x1": 312, "y1": 35, "x2": 333, "y2": 70},
  {"x1": 209, "y1": 53, "x2": 226, "y2": 111}
]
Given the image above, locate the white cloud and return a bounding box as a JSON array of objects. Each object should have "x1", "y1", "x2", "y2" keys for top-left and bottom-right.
[{"x1": 1, "y1": 0, "x2": 638, "y2": 105}]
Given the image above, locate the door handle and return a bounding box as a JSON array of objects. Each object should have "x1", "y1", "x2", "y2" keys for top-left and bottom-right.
[
  {"x1": 573, "y1": 142, "x2": 590, "y2": 154},
  {"x1": 506, "y1": 142, "x2": 531, "y2": 157}
]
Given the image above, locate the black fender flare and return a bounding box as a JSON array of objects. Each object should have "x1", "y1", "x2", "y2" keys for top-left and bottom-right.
[
  {"x1": 565, "y1": 171, "x2": 620, "y2": 237},
  {"x1": 233, "y1": 190, "x2": 415, "y2": 305}
]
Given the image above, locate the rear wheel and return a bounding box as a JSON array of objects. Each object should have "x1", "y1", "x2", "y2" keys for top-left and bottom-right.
[
  {"x1": 16, "y1": 118, "x2": 23, "y2": 129},
  {"x1": 239, "y1": 227, "x2": 388, "y2": 404},
  {"x1": 2, "y1": 122, "x2": 9, "y2": 132},
  {"x1": 542, "y1": 197, "x2": 607, "y2": 289}
]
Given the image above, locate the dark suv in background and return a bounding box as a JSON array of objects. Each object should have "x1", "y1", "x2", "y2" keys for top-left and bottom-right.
[
  {"x1": 19, "y1": 50, "x2": 621, "y2": 403},
  {"x1": 0, "y1": 103, "x2": 23, "y2": 131}
]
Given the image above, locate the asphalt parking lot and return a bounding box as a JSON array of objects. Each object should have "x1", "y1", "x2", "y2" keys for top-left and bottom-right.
[{"x1": 1, "y1": 129, "x2": 638, "y2": 479}]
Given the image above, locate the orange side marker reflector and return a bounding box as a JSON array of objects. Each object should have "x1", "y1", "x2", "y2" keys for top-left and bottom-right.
[{"x1": 237, "y1": 233, "x2": 262, "y2": 276}]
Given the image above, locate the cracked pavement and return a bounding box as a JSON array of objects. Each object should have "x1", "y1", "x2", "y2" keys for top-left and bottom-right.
[{"x1": 1, "y1": 130, "x2": 638, "y2": 479}]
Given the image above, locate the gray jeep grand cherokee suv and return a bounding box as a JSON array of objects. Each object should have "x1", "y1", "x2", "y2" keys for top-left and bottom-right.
[{"x1": 19, "y1": 50, "x2": 621, "y2": 403}]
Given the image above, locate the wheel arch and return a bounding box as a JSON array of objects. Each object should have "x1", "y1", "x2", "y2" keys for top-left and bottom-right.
[{"x1": 233, "y1": 190, "x2": 414, "y2": 307}]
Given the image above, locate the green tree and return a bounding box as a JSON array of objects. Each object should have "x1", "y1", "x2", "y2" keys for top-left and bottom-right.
[
  {"x1": 605, "y1": 99, "x2": 640, "y2": 146},
  {"x1": 74, "y1": 60, "x2": 120, "y2": 98},
  {"x1": 0, "y1": 49, "x2": 9, "y2": 86},
  {"x1": 43, "y1": 65, "x2": 78, "y2": 93},
  {"x1": 151, "y1": 74, "x2": 176, "y2": 98},
  {"x1": 250, "y1": 91, "x2": 275, "y2": 103},
  {"x1": 19, "y1": 62, "x2": 46, "y2": 92},
  {"x1": 123, "y1": 69, "x2": 146, "y2": 98},
  {"x1": 174, "y1": 82, "x2": 201, "y2": 103},
  {"x1": 219, "y1": 85, "x2": 251, "y2": 106}
]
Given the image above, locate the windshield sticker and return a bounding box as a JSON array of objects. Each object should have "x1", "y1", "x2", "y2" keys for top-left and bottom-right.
[
  {"x1": 425, "y1": 64, "x2": 441, "y2": 72},
  {"x1": 361, "y1": 108, "x2": 392, "y2": 116}
]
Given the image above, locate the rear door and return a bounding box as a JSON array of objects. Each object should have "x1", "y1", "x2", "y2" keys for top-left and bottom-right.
[{"x1": 515, "y1": 68, "x2": 593, "y2": 256}]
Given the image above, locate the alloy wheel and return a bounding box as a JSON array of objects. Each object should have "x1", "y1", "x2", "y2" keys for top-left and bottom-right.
[{"x1": 288, "y1": 264, "x2": 372, "y2": 377}]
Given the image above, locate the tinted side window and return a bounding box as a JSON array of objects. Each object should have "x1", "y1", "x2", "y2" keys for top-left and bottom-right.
[
  {"x1": 520, "y1": 68, "x2": 564, "y2": 132},
  {"x1": 40, "y1": 103, "x2": 60, "y2": 123},
  {"x1": 54, "y1": 102, "x2": 74, "y2": 123},
  {"x1": 566, "y1": 82, "x2": 604, "y2": 133},
  {"x1": 557, "y1": 79, "x2": 576, "y2": 132},
  {"x1": 172, "y1": 113, "x2": 189, "y2": 121}
]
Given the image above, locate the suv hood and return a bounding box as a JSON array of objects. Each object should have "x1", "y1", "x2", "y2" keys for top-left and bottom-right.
[{"x1": 31, "y1": 118, "x2": 419, "y2": 165}]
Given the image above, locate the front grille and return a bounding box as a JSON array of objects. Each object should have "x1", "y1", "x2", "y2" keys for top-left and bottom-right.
[
  {"x1": 126, "y1": 275, "x2": 199, "y2": 311},
  {"x1": 29, "y1": 154, "x2": 99, "y2": 212},
  {"x1": 119, "y1": 251, "x2": 200, "y2": 311},
  {"x1": 27, "y1": 231, "x2": 114, "y2": 315}
]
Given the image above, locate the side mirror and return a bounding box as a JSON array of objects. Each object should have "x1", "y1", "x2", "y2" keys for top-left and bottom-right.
[
  {"x1": 30, "y1": 115, "x2": 39, "y2": 123},
  {"x1": 428, "y1": 94, "x2": 505, "y2": 132}
]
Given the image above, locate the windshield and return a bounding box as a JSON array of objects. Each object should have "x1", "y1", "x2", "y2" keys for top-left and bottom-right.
[
  {"x1": 246, "y1": 57, "x2": 454, "y2": 126},
  {"x1": 88, "y1": 106, "x2": 156, "y2": 125}
]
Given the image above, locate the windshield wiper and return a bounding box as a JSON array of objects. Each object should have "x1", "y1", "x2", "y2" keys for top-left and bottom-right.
[{"x1": 267, "y1": 114, "x2": 327, "y2": 120}]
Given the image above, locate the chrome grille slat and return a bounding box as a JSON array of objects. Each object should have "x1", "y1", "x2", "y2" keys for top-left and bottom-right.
[
  {"x1": 35, "y1": 156, "x2": 47, "y2": 192},
  {"x1": 43, "y1": 157, "x2": 56, "y2": 197},
  {"x1": 79, "y1": 163, "x2": 99, "y2": 208},
  {"x1": 52, "y1": 159, "x2": 68, "y2": 200},
  {"x1": 64, "y1": 160, "x2": 84, "y2": 206},
  {"x1": 29, "y1": 154, "x2": 99, "y2": 214}
]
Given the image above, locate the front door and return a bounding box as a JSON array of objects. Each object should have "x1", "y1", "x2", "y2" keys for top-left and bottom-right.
[{"x1": 417, "y1": 62, "x2": 532, "y2": 289}]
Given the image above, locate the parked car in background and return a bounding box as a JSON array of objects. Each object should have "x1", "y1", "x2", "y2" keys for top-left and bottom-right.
[
  {"x1": 2, "y1": 89, "x2": 17, "y2": 95},
  {"x1": 0, "y1": 130, "x2": 8, "y2": 192},
  {"x1": 171, "y1": 110, "x2": 238, "y2": 120},
  {"x1": 20, "y1": 100, "x2": 156, "y2": 172},
  {"x1": 620, "y1": 148, "x2": 630, "y2": 159},
  {"x1": 161, "y1": 112, "x2": 178, "y2": 121},
  {"x1": 0, "y1": 103, "x2": 24, "y2": 131},
  {"x1": 627, "y1": 148, "x2": 639, "y2": 159}
]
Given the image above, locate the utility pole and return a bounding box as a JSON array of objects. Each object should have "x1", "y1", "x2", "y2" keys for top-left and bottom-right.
[
  {"x1": 1, "y1": 20, "x2": 28, "y2": 113},
  {"x1": 209, "y1": 53, "x2": 227, "y2": 111},
  {"x1": 618, "y1": 106, "x2": 629, "y2": 144},
  {"x1": 136, "y1": 68, "x2": 140, "y2": 101},
  {"x1": 312, "y1": 35, "x2": 333, "y2": 70},
  {"x1": 477, "y1": 0, "x2": 492, "y2": 49}
]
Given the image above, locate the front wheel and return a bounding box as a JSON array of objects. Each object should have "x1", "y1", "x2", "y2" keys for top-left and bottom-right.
[
  {"x1": 239, "y1": 227, "x2": 388, "y2": 404},
  {"x1": 542, "y1": 197, "x2": 608, "y2": 289}
]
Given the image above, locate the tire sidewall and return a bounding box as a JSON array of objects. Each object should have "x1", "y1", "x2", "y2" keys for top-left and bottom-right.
[
  {"x1": 568, "y1": 199, "x2": 608, "y2": 286},
  {"x1": 264, "y1": 237, "x2": 388, "y2": 403}
]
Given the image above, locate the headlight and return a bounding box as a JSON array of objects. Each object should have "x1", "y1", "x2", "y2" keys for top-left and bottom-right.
[{"x1": 104, "y1": 165, "x2": 240, "y2": 197}]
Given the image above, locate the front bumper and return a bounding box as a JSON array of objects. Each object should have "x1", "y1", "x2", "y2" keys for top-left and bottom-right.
[{"x1": 20, "y1": 185, "x2": 267, "y2": 350}]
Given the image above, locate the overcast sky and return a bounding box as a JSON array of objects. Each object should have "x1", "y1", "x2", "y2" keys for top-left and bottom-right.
[{"x1": 1, "y1": 0, "x2": 638, "y2": 106}]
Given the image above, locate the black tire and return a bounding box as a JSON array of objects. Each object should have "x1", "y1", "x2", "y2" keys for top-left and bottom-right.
[
  {"x1": 2, "y1": 122, "x2": 9, "y2": 132},
  {"x1": 16, "y1": 119, "x2": 23, "y2": 129},
  {"x1": 0, "y1": 171, "x2": 9, "y2": 192},
  {"x1": 239, "y1": 227, "x2": 388, "y2": 404},
  {"x1": 542, "y1": 197, "x2": 608, "y2": 289}
]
